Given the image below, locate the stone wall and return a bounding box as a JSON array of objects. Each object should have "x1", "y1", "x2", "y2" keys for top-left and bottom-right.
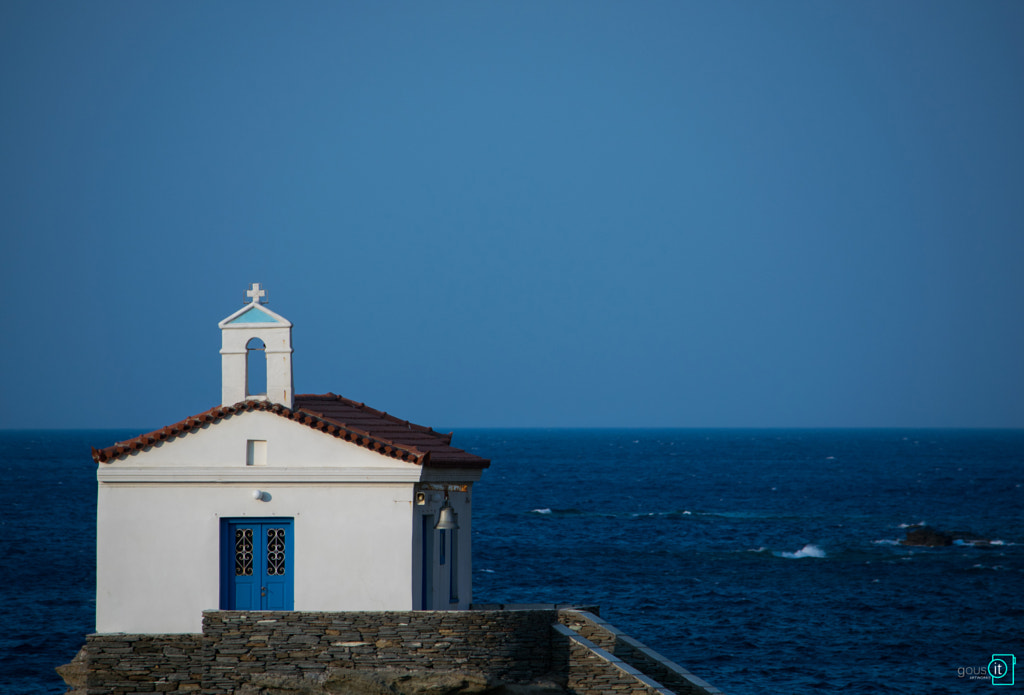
[
  {"x1": 68, "y1": 633, "x2": 206, "y2": 694},
  {"x1": 557, "y1": 611, "x2": 725, "y2": 695},
  {"x1": 553, "y1": 625, "x2": 673, "y2": 695},
  {"x1": 61, "y1": 609, "x2": 726, "y2": 695},
  {"x1": 203, "y1": 610, "x2": 557, "y2": 690}
]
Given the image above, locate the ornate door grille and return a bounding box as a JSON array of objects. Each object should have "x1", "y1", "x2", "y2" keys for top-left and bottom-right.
[
  {"x1": 235, "y1": 528, "x2": 254, "y2": 576},
  {"x1": 267, "y1": 528, "x2": 286, "y2": 575}
]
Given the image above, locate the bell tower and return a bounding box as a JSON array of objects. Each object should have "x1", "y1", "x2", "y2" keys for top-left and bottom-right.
[{"x1": 218, "y1": 283, "x2": 294, "y2": 408}]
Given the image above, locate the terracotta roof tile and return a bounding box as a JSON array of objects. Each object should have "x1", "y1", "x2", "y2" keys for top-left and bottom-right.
[{"x1": 92, "y1": 394, "x2": 489, "y2": 469}]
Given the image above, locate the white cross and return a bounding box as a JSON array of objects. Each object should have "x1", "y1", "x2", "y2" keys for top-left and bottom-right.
[{"x1": 246, "y1": 283, "x2": 267, "y2": 304}]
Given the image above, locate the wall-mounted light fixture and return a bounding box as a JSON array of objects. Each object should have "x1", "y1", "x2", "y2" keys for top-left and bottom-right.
[{"x1": 252, "y1": 489, "x2": 269, "y2": 502}]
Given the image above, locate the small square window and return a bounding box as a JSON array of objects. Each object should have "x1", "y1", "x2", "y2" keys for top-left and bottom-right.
[{"x1": 246, "y1": 440, "x2": 267, "y2": 466}]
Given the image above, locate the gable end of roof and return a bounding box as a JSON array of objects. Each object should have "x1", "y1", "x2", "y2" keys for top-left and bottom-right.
[
  {"x1": 92, "y1": 395, "x2": 489, "y2": 470},
  {"x1": 92, "y1": 400, "x2": 429, "y2": 465}
]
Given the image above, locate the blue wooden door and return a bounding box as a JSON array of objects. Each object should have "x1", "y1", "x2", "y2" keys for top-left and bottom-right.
[{"x1": 221, "y1": 519, "x2": 294, "y2": 610}]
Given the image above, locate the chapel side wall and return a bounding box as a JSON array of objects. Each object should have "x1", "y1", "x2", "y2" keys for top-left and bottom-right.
[
  {"x1": 416, "y1": 487, "x2": 474, "y2": 610},
  {"x1": 455, "y1": 489, "x2": 473, "y2": 609},
  {"x1": 96, "y1": 483, "x2": 416, "y2": 634}
]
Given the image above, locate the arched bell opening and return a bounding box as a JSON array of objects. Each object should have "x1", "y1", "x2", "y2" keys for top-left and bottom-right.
[
  {"x1": 245, "y1": 337, "x2": 267, "y2": 397},
  {"x1": 219, "y1": 286, "x2": 294, "y2": 408}
]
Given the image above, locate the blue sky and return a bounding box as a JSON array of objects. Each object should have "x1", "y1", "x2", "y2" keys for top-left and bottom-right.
[{"x1": 2, "y1": 2, "x2": 1022, "y2": 429}]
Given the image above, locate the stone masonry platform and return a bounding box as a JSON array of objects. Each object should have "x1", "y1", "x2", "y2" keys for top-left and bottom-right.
[{"x1": 59, "y1": 608, "x2": 726, "y2": 695}]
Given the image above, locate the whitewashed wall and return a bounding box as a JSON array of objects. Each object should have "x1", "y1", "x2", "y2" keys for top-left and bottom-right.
[
  {"x1": 96, "y1": 412, "x2": 479, "y2": 634},
  {"x1": 218, "y1": 302, "x2": 293, "y2": 408}
]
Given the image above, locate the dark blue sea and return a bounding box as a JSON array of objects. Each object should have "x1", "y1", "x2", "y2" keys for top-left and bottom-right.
[{"x1": 2, "y1": 429, "x2": 1022, "y2": 694}]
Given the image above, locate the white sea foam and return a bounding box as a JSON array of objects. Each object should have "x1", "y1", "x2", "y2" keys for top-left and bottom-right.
[
  {"x1": 629, "y1": 510, "x2": 693, "y2": 518},
  {"x1": 531, "y1": 508, "x2": 553, "y2": 514},
  {"x1": 872, "y1": 539, "x2": 901, "y2": 546},
  {"x1": 776, "y1": 544, "x2": 826, "y2": 559},
  {"x1": 955, "y1": 538, "x2": 1009, "y2": 547}
]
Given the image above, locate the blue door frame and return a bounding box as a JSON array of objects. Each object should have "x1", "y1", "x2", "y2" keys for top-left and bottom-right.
[{"x1": 220, "y1": 518, "x2": 294, "y2": 610}]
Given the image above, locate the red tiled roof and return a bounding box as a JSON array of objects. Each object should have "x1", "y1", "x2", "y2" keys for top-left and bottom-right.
[{"x1": 92, "y1": 393, "x2": 489, "y2": 469}]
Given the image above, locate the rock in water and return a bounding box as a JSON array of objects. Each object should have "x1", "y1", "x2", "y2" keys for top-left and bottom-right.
[
  {"x1": 55, "y1": 647, "x2": 87, "y2": 695},
  {"x1": 901, "y1": 526, "x2": 954, "y2": 547}
]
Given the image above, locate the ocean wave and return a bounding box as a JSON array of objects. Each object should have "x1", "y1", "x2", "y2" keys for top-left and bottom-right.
[
  {"x1": 529, "y1": 508, "x2": 697, "y2": 519},
  {"x1": 527, "y1": 507, "x2": 588, "y2": 517},
  {"x1": 954, "y1": 538, "x2": 1009, "y2": 547},
  {"x1": 744, "y1": 544, "x2": 827, "y2": 558},
  {"x1": 775, "y1": 544, "x2": 827, "y2": 559},
  {"x1": 628, "y1": 510, "x2": 693, "y2": 518}
]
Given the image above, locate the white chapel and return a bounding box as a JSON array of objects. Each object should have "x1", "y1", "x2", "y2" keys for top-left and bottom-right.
[{"x1": 93, "y1": 284, "x2": 489, "y2": 634}]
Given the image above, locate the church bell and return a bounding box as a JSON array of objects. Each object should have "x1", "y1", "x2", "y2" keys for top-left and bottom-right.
[{"x1": 434, "y1": 497, "x2": 459, "y2": 531}]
